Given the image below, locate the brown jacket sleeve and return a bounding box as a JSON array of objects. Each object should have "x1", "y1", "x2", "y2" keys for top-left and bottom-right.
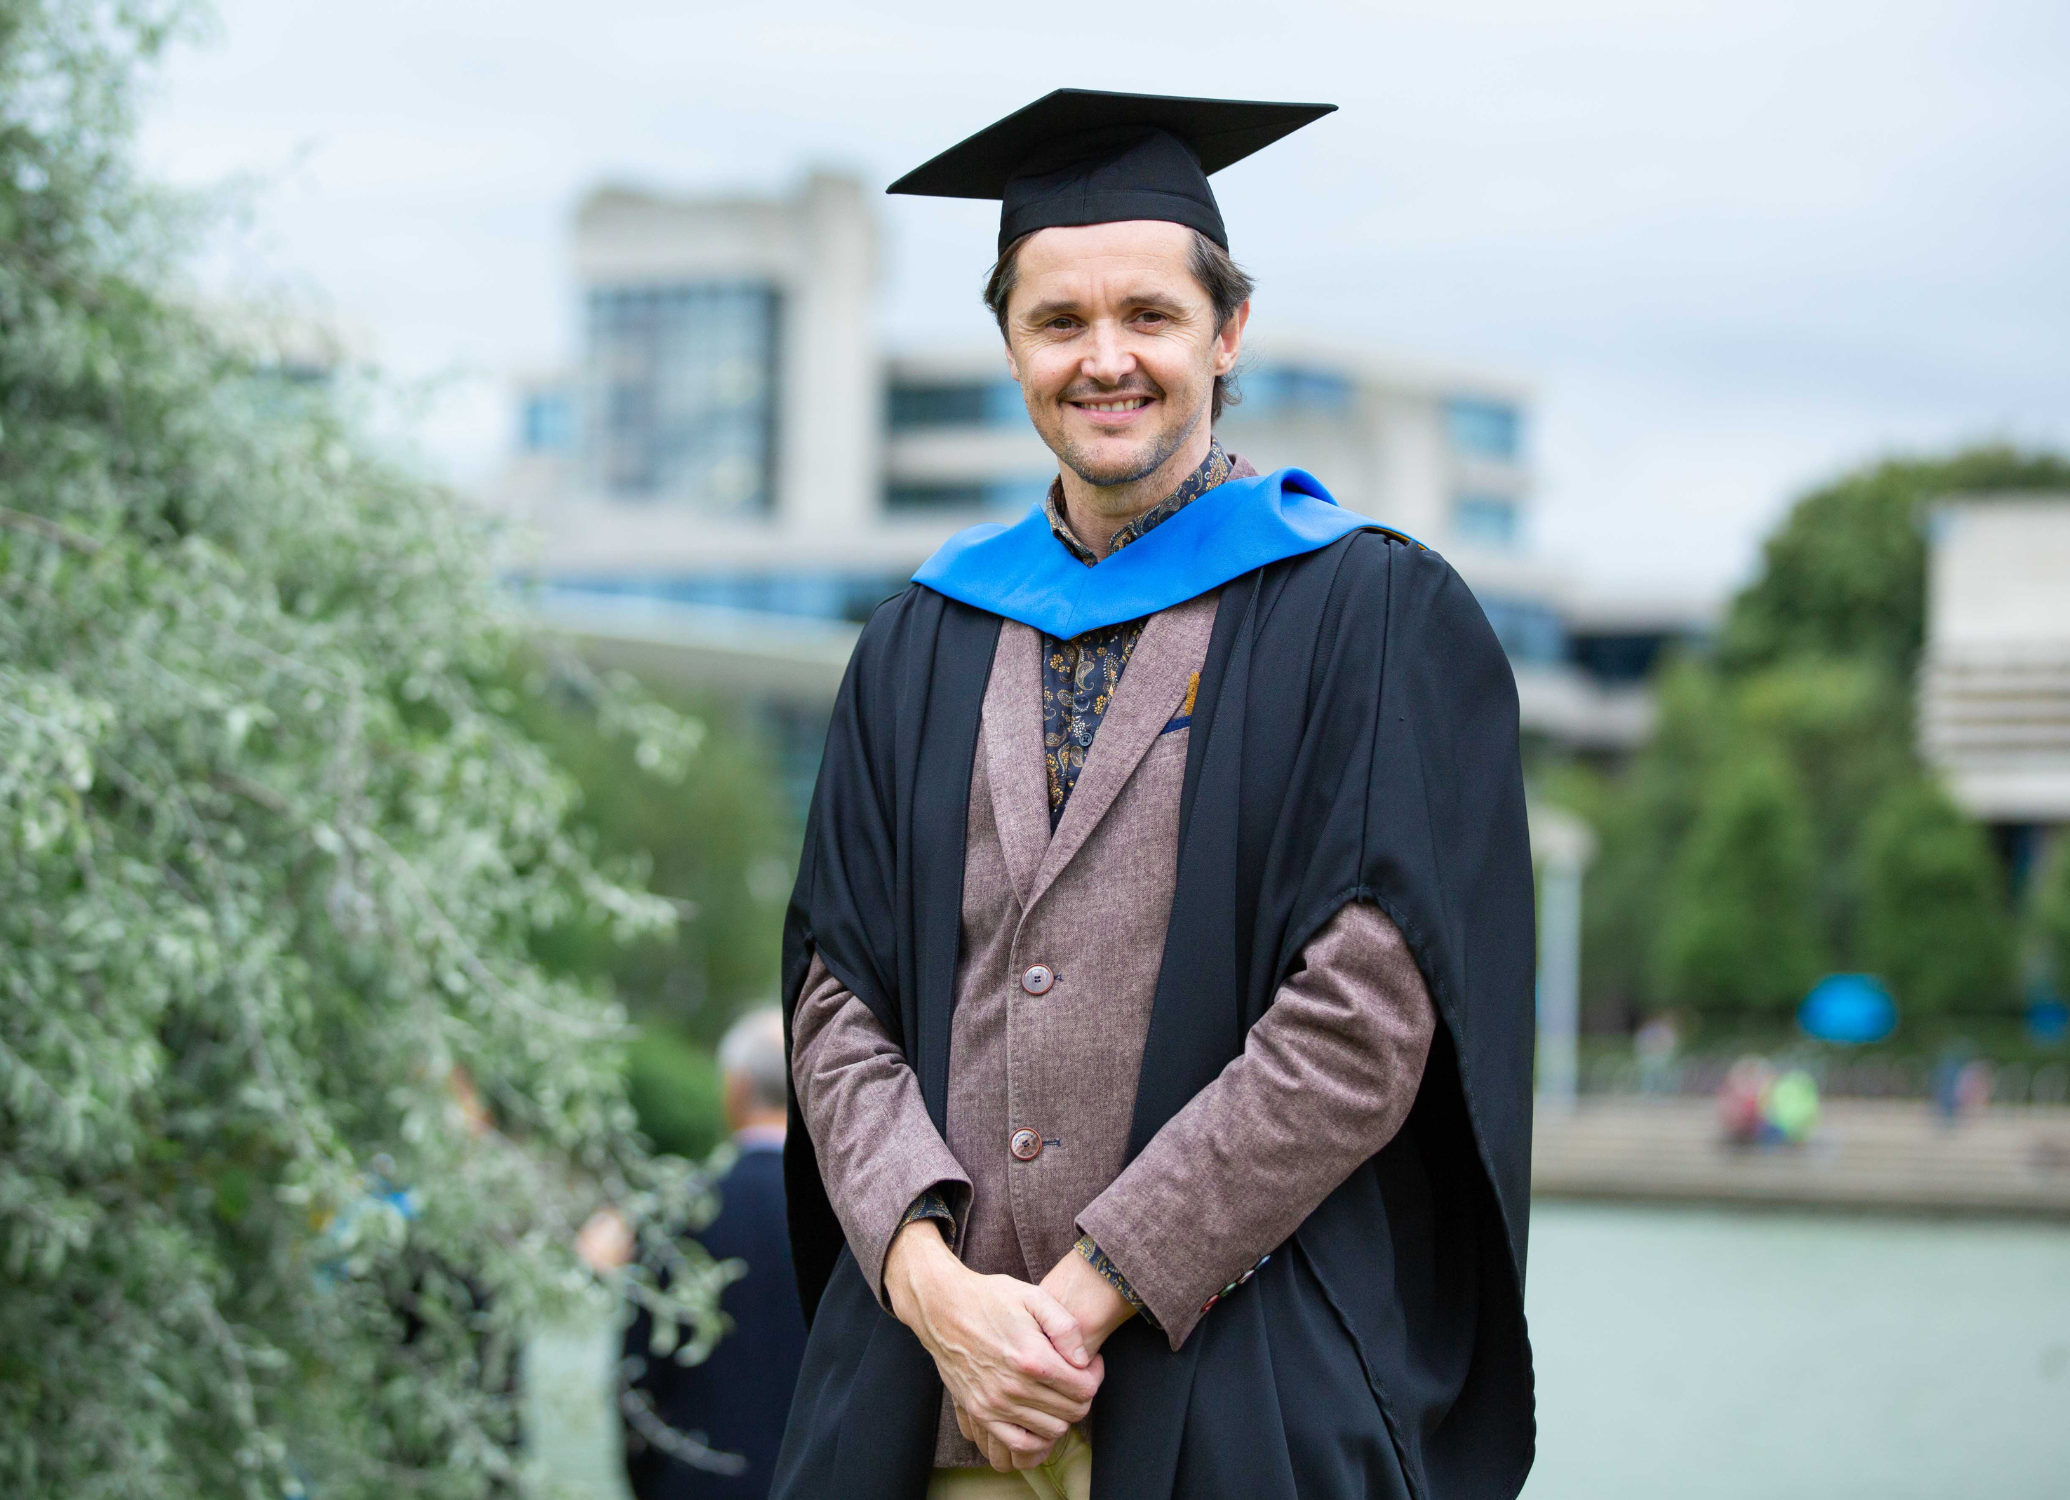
[
  {"x1": 791, "y1": 954, "x2": 972, "y2": 1305},
  {"x1": 1075, "y1": 900, "x2": 1436, "y2": 1348}
]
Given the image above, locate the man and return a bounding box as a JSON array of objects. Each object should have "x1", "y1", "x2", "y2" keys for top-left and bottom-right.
[
  {"x1": 599, "y1": 1010, "x2": 808, "y2": 1500},
  {"x1": 776, "y1": 90, "x2": 1536, "y2": 1500}
]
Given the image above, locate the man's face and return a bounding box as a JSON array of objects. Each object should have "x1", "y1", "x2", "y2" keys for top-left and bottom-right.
[{"x1": 1002, "y1": 220, "x2": 1247, "y2": 490}]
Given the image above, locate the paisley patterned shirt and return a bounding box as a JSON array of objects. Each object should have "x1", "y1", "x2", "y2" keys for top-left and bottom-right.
[{"x1": 1041, "y1": 440, "x2": 1231, "y2": 827}]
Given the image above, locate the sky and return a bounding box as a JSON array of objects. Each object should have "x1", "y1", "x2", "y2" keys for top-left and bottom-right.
[{"x1": 138, "y1": 0, "x2": 2070, "y2": 600}]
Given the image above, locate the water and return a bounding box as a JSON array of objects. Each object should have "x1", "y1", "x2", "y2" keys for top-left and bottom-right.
[
  {"x1": 1522, "y1": 1202, "x2": 2070, "y2": 1500},
  {"x1": 527, "y1": 1204, "x2": 2070, "y2": 1498}
]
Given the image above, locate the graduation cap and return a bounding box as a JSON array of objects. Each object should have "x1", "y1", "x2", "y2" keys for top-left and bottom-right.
[{"x1": 887, "y1": 88, "x2": 1336, "y2": 254}]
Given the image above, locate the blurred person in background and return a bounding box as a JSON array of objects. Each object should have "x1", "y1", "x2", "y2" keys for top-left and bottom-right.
[
  {"x1": 1635, "y1": 1012, "x2": 1681, "y2": 1094},
  {"x1": 1931, "y1": 1045, "x2": 1996, "y2": 1125},
  {"x1": 776, "y1": 90, "x2": 1536, "y2": 1500},
  {"x1": 583, "y1": 1009, "x2": 806, "y2": 1500}
]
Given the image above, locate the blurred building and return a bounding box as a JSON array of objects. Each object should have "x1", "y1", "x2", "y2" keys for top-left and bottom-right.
[
  {"x1": 1919, "y1": 496, "x2": 2070, "y2": 891},
  {"x1": 492, "y1": 173, "x2": 1704, "y2": 795}
]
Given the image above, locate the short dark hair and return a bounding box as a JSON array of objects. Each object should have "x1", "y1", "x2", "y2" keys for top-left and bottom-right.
[{"x1": 982, "y1": 228, "x2": 1255, "y2": 422}]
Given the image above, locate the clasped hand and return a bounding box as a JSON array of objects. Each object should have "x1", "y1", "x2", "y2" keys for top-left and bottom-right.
[{"x1": 884, "y1": 1219, "x2": 1135, "y2": 1473}]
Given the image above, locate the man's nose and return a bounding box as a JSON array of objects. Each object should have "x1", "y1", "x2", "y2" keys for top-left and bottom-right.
[{"x1": 1079, "y1": 321, "x2": 1136, "y2": 385}]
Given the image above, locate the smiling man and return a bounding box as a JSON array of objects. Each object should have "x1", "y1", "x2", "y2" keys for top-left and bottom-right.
[{"x1": 775, "y1": 91, "x2": 1538, "y2": 1500}]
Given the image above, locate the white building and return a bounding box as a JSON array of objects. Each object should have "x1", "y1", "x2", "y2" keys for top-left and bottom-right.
[
  {"x1": 1919, "y1": 497, "x2": 2070, "y2": 889},
  {"x1": 494, "y1": 173, "x2": 1689, "y2": 784}
]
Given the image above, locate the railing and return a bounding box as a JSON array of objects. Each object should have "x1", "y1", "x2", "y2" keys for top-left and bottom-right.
[{"x1": 1580, "y1": 1054, "x2": 2070, "y2": 1108}]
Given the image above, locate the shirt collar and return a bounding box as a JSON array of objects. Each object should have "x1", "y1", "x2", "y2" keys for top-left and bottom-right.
[{"x1": 1043, "y1": 438, "x2": 1232, "y2": 568}]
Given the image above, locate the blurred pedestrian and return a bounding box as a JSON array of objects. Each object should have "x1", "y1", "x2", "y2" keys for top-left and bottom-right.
[
  {"x1": 591, "y1": 1009, "x2": 807, "y2": 1500},
  {"x1": 1765, "y1": 1068, "x2": 1821, "y2": 1144},
  {"x1": 1635, "y1": 1013, "x2": 1681, "y2": 1094},
  {"x1": 1719, "y1": 1056, "x2": 1774, "y2": 1145},
  {"x1": 1930, "y1": 1046, "x2": 1994, "y2": 1124}
]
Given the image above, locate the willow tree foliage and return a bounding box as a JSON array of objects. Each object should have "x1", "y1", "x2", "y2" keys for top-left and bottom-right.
[{"x1": 0, "y1": 4, "x2": 723, "y2": 1496}]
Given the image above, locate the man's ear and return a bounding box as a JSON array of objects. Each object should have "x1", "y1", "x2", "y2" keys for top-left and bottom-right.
[
  {"x1": 1002, "y1": 340, "x2": 1022, "y2": 385},
  {"x1": 1214, "y1": 300, "x2": 1251, "y2": 377}
]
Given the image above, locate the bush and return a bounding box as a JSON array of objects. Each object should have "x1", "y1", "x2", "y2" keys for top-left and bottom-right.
[{"x1": 1858, "y1": 780, "x2": 2018, "y2": 1016}]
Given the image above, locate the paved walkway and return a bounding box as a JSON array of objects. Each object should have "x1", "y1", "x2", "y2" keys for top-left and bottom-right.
[{"x1": 1533, "y1": 1098, "x2": 2070, "y2": 1215}]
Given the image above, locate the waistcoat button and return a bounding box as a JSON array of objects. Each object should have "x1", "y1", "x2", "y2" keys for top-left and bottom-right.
[
  {"x1": 1020, "y1": 964, "x2": 1055, "y2": 996},
  {"x1": 1010, "y1": 1128, "x2": 1043, "y2": 1161}
]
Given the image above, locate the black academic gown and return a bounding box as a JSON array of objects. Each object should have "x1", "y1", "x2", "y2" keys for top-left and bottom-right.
[{"x1": 775, "y1": 530, "x2": 1537, "y2": 1500}]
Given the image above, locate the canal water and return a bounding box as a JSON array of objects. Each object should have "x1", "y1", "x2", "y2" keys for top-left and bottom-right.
[
  {"x1": 1521, "y1": 1202, "x2": 2070, "y2": 1499},
  {"x1": 528, "y1": 1202, "x2": 2070, "y2": 1498}
]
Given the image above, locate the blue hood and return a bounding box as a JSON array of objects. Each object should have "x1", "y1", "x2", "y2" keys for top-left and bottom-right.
[{"x1": 911, "y1": 467, "x2": 1397, "y2": 638}]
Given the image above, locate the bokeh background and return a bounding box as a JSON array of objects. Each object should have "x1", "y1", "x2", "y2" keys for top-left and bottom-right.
[{"x1": 5, "y1": 2, "x2": 2069, "y2": 1497}]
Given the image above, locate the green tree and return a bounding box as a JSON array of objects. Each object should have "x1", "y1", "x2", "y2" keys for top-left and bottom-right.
[
  {"x1": 1858, "y1": 780, "x2": 2018, "y2": 1017},
  {"x1": 1555, "y1": 657, "x2": 1725, "y2": 1015},
  {"x1": 1551, "y1": 446, "x2": 2068, "y2": 1027},
  {"x1": 1731, "y1": 657, "x2": 1914, "y2": 962},
  {"x1": 1658, "y1": 750, "x2": 1825, "y2": 1014},
  {"x1": 1719, "y1": 446, "x2": 2070, "y2": 680},
  {"x1": 2036, "y1": 836, "x2": 2070, "y2": 999},
  {"x1": 0, "y1": 5, "x2": 722, "y2": 1495}
]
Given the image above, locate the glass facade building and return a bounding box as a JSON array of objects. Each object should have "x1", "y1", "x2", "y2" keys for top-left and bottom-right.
[
  {"x1": 1239, "y1": 365, "x2": 1354, "y2": 418},
  {"x1": 586, "y1": 282, "x2": 781, "y2": 512},
  {"x1": 888, "y1": 377, "x2": 1026, "y2": 430},
  {"x1": 1453, "y1": 493, "x2": 1521, "y2": 549},
  {"x1": 1444, "y1": 396, "x2": 1522, "y2": 464}
]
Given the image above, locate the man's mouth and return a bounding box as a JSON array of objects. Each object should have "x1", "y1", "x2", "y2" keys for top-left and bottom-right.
[{"x1": 1069, "y1": 395, "x2": 1154, "y2": 417}]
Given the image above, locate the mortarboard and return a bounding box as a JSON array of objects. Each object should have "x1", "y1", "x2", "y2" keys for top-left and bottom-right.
[{"x1": 886, "y1": 88, "x2": 1336, "y2": 254}]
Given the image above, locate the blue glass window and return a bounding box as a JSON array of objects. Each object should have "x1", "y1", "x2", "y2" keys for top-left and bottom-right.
[
  {"x1": 521, "y1": 390, "x2": 574, "y2": 452},
  {"x1": 1477, "y1": 595, "x2": 1566, "y2": 666},
  {"x1": 886, "y1": 476, "x2": 1050, "y2": 513},
  {"x1": 889, "y1": 378, "x2": 1026, "y2": 430},
  {"x1": 1445, "y1": 398, "x2": 1521, "y2": 463},
  {"x1": 1453, "y1": 494, "x2": 1520, "y2": 549},
  {"x1": 539, "y1": 571, "x2": 908, "y2": 625},
  {"x1": 1237, "y1": 366, "x2": 1352, "y2": 417},
  {"x1": 584, "y1": 281, "x2": 781, "y2": 512}
]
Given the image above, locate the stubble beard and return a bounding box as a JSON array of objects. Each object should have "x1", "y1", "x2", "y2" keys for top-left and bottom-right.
[{"x1": 1051, "y1": 394, "x2": 1207, "y2": 495}]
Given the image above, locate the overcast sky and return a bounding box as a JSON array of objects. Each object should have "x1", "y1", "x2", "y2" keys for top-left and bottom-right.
[{"x1": 139, "y1": 0, "x2": 2070, "y2": 599}]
